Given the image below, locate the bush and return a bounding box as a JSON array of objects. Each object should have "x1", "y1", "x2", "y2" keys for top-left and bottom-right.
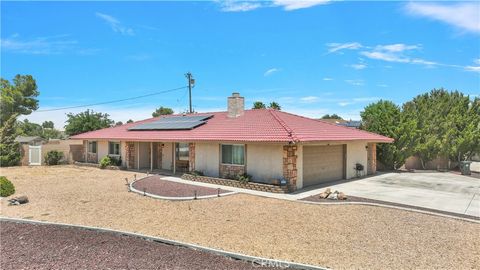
[
  {"x1": 191, "y1": 170, "x2": 204, "y2": 176},
  {"x1": 109, "y1": 155, "x2": 122, "y2": 166},
  {"x1": 99, "y1": 156, "x2": 111, "y2": 169},
  {"x1": 236, "y1": 173, "x2": 252, "y2": 184},
  {"x1": 0, "y1": 176, "x2": 15, "y2": 197},
  {"x1": 44, "y1": 150, "x2": 63, "y2": 165}
]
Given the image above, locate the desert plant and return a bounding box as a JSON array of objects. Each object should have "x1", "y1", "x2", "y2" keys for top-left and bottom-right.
[
  {"x1": 44, "y1": 150, "x2": 63, "y2": 165},
  {"x1": 109, "y1": 155, "x2": 122, "y2": 166},
  {"x1": 99, "y1": 156, "x2": 112, "y2": 169},
  {"x1": 191, "y1": 170, "x2": 204, "y2": 176},
  {"x1": 0, "y1": 176, "x2": 15, "y2": 197},
  {"x1": 237, "y1": 173, "x2": 252, "y2": 184}
]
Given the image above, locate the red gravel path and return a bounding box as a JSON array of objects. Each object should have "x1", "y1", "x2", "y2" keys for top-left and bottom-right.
[
  {"x1": 133, "y1": 176, "x2": 231, "y2": 197},
  {"x1": 0, "y1": 221, "x2": 279, "y2": 270}
]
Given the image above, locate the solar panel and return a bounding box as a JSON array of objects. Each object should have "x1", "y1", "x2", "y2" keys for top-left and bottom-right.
[{"x1": 128, "y1": 114, "x2": 213, "y2": 130}]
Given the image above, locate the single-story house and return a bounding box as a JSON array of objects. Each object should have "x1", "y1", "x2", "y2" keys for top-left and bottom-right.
[{"x1": 71, "y1": 93, "x2": 392, "y2": 190}]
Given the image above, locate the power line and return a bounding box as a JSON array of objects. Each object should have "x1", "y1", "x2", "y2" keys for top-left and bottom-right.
[{"x1": 35, "y1": 86, "x2": 188, "y2": 112}]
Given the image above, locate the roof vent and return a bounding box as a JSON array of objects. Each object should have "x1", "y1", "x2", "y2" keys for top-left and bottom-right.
[{"x1": 227, "y1": 92, "x2": 244, "y2": 118}]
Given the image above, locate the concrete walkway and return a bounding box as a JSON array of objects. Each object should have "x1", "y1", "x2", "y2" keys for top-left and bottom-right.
[{"x1": 160, "y1": 172, "x2": 480, "y2": 217}]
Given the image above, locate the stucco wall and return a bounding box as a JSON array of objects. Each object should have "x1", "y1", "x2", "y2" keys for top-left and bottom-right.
[
  {"x1": 246, "y1": 144, "x2": 283, "y2": 184},
  {"x1": 195, "y1": 142, "x2": 220, "y2": 177},
  {"x1": 120, "y1": 141, "x2": 127, "y2": 167},
  {"x1": 296, "y1": 145, "x2": 303, "y2": 190},
  {"x1": 346, "y1": 141, "x2": 368, "y2": 178}
]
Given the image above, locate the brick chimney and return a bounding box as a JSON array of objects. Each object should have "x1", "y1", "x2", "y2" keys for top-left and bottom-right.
[{"x1": 227, "y1": 92, "x2": 244, "y2": 118}]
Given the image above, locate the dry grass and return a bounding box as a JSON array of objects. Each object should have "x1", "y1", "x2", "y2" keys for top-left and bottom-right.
[{"x1": 1, "y1": 165, "x2": 479, "y2": 269}]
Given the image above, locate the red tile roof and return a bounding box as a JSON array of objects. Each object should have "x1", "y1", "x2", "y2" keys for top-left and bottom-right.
[{"x1": 70, "y1": 109, "x2": 393, "y2": 143}]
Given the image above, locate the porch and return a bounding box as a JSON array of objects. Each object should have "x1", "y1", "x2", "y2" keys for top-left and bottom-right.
[{"x1": 124, "y1": 142, "x2": 195, "y2": 175}]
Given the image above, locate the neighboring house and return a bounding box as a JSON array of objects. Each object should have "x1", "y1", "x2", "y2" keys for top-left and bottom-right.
[
  {"x1": 321, "y1": 119, "x2": 362, "y2": 129},
  {"x1": 15, "y1": 136, "x2": 45, "y2": 146},
  {"x1": 71, "y1": 93, "x2": 392, "y2": 190}
]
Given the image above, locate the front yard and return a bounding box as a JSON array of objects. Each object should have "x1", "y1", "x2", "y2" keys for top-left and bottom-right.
[{"x1": 1, "y1": 165, "x2": 479, "y2": 269}]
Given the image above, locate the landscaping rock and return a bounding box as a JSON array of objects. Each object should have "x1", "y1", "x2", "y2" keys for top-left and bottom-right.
[
  {"x1": 338, "y1": 192, "x2": 347, "y2": 200},
  {"x1": 319, "y1": 188, "x2": 332, "y2": 199},
  {"x1": 8, "y1": 196, "x2": 29, "y2": 206},
  {"x1": 328, "y1": 192, "x2": 338, "y2": 200}
]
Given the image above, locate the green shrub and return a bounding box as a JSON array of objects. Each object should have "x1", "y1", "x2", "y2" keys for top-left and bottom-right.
[
  {"x1": 236, "y1": 173, "x2": 252, "y2": 184},
  {"x1": 191, "y1": 170, "x2": 204, "y2": 176},
  {"x1": 0, "y1": 176, "x2": 15, "y2": 197},
  {"x1": 44, "y1": 150, "x2": 63, "y2": 165},
  {"x1": 99, "y1": 156, "x2": 111, "y2": 169},
  {"x1": 109, "y1": 155, "x2": 122, "y2": 166}
]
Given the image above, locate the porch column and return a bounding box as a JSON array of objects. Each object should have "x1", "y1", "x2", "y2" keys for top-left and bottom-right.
[
  {"x1": 150, "y1": 142, "x2": 153, "y2": 172},
  {"x1": 136, "y1": 142, "x2": 140, "y2": 170},
  {"x1": 84, "y1": 140, "x2": 88, "y2": 162},
  {"x1": 172, "y1": 142, "x2": 176, "y2": 174}
]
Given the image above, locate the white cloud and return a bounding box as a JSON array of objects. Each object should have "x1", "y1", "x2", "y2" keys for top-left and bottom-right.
[
  {"x1": 219, "y1": 0, "x2": 262, "y2": 12},
  {"x1": 345, "y1": 79, "x2": 364, "y2": 86},
  {"x1": 264, "y1": 68, "x2": 280, "y2": 76},
  {"x1": 360, "y1": 43, "x2": 438, "y2": 67},
  {"x1": 0, "y1": 35, "x2": 77, "y2": 55},
  {"x1": 474, "y1": 59, "x2": 480, "y2": 65},
  {"x1": 273, "y1": 0, "x2": 330, "y2": 11},
  {"x1": 338, "y1": 97, "x2": 380, "y2": 107},
  {"x1": 300, "y1": 96, "x2": 319, "y2": 103},
  {"x1": 465, "y1": 66, "x2": 480, "y2": 73},
  {"x1": 96, "y1": 12, "x2": 134, "y2": 36},
  {"x1": 349, "y1": 63, "x2": 367, "y2": 70},
  {"x1": 322, "y1": 77, "x2": 333, "y2": 81},
  {"x1": 377, "y1": 84, "x2": 388, "y2": 88},
  {"x1": 375, "y1": 44, "x2": 421, "y2": 52},
  {"x1": 326, "y1": 42, "x2": 363, "y2": 53},
  {"x1": 405, "y1": 2, "x2": 480, "y2": 34}
]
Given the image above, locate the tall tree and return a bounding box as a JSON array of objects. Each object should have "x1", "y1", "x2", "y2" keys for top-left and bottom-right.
[
  {"x1": 16, "y1": 119, "x2": 43, "y2": 137},
  {"x1": 268, "y1": 102, "x2": 281, "y2": 110},
  {"x1": 0, "y1": 75, "x2": 39, "y2": 125},
  {"x1": 321, "y1": 114, "x2": 343, "y2": 119},
  {"x1": 42, "y1": 120, "x2": 54, "y2": 129},
  {"x1": 64, "y1": 109, "x2": 114, "y2": 136},
  {"x1": 152, "y1": 106, "x2": 174, "y2": 117},
  {"x1": 252, "y1": 101, "x2": 266, "y2": 109},
  {"x1": 126, "y1": 119, "x2": 134, "y2": 123},
  {"x1": 0, "y1": 114, "x2": 21, "y2": 167},
  {"x1": 361, "y1": 100, "x2": 411, "y2": 169}
]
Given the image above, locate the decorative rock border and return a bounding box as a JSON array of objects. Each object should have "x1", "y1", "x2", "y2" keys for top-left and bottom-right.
[{"x1": 182, "y1": 174, "x2": 290, "y2": 193}]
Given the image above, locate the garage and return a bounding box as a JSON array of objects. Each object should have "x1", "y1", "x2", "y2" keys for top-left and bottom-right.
[{"x1": 303, "y1": 145, "x2": 345, "y2": 187}]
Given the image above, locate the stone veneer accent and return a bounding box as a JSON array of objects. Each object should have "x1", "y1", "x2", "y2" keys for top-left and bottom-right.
[
  {"x1": 188, "y1": 143, "x2": 195, "y2": 172},
  {"x1": 283, "y1": 145, "x2": 297, "y2": 191},
  {"x1": 219, "y1": 164, "x2": 245, "y2": 179},
  {"x1": 125, "y1": 142, "x2": 135, "y2": 169},
  {"x1": 367, "y1": 143, "x2": 377, "y2": 175},
  {"x1": 182, "y1": 174, "x2": 289, "y2": 193}
]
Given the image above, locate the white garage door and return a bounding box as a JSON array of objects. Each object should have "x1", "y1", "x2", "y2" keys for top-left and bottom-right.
[{"x1": 303, "y1": 145, "x2": 345, "y2": 187}]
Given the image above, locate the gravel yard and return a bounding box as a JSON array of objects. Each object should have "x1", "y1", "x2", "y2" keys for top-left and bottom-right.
[
  {"x1": 1, "y1": 221, "x2": 277, "y2": 270},
  {"x1": 132, "y1": 175, "x2": 230, "y2": 197},
  {"x1": 1, "y1": 166, "x2": 479, "y2": 270}
]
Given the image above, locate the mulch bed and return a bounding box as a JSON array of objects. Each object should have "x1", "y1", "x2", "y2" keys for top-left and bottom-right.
[
  {"x1": 0, "y1": 221, "x2": 278, "y2": 270},
  {"x1": 302, "y1": 195, "x2": 479, "y2": 221},
  {"x1": 132, "y1": 176, "x2": 230, "y2": 197}
]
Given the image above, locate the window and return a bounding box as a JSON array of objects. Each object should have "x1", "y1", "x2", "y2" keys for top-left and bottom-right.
[
  {"x1": 108, "y1": 142, "x2": 120, "y2": 156},
  {"x1": 221, "y1": 144, "x2": 245, "y2": 165},
  {"x1": 88, "y1": 141, "x2": 97, "y2": 154},
  {"x1": 176, "y1": 143, "x2": 189, "y2": 161}
]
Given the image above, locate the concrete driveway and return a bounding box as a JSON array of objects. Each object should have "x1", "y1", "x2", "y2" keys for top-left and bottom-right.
[{"x1": 311, "y1": 172, "x2": 479, "y2": 217}]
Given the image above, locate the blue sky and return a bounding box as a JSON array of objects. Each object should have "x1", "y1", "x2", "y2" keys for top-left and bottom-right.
[{"x1": 1, "y1": 1, "x2": 479, "y2": 129}]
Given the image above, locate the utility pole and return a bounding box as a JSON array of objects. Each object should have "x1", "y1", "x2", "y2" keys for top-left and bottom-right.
[{"x1": 185, "y1": 72, "x2": 195, "y2": 113}]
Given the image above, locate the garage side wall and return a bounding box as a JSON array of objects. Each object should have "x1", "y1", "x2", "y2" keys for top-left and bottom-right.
[{"x1": 346, "y1": 141, "x2": 368, "y2": 178}]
